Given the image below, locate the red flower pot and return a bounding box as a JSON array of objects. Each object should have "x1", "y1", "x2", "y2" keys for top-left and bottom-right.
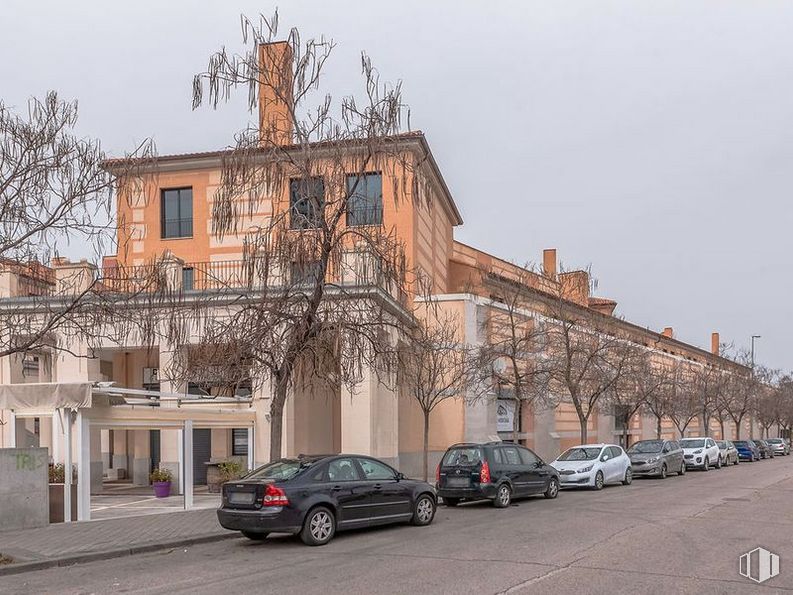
[{"x1": 153, "y1": 481, "x2": 171, "y2": 498}]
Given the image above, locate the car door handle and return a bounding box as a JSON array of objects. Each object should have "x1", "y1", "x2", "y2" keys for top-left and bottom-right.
[
  {"x1": 373, "y1": 484, "x2": 382, "y2": 490},
  {"x1": 331, "y1": 485, "x2": 343, "y2": 492}
]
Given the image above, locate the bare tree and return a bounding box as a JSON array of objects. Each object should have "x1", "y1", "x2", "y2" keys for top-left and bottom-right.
[
  {"x1": 476, "y1": 268, "x2": 552, "y2": 443},
  {"x1": 666, "y1": 366, "x2": 699, "y2": 438},
  {"x1": 545, "y1": 296, "x2": 636, "y2": 444},
  {"x1": 399, "y1": 305, "x2": 476, "y2": 480},
  {"x1": 754, "y1": 368, "x2": 781, "y2": 438},
  {"x1": 721, "y1": 350, "x2": 758, "y2": 439},
  {"x1": 184, "y1": 12, "x2": 420, "y2": 461},
  {"x1": 0, "y1": 91, "x2": 154, "y2": 361}
]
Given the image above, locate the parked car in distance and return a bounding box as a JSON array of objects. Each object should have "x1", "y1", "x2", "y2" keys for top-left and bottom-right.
[
  {"x1": 436, "y1": 442, "x2": 560, "y2": 508},
  {"x1": 626, "y1": 439, "x2": 685, "y2": 478},
  {"x1": 753, "y1": 439, "x2": 774, "y2": 459},
  {"x1": 733, "y1": 440, "x2": 760, "y2": 462},
  {"x1": 766, "y1": 438, "x2": 790, "y2": 456},
  {"x1": 716, "y1": 440, "x2": 740, "y2": 466},
  {"x1": 217, "y1": 455, "x2": 436, "y2": 546},
  {"x1": 551, "y1": 444, "x2": 632, "y2": 490},
  {"x1": 680, "y1": 437, "x2": 721, "y2": 471}
]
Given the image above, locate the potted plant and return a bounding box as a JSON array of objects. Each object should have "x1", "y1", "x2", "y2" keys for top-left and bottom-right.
[
  {"x1": 48, "y1": 463, "x2": 77, "y2": 523},
  {"x1": 150, "y1": 468, "x2": 173, "y2": 498},
  {"x1": 207, "y1": 459, "x2": 245, "y2": 493}
]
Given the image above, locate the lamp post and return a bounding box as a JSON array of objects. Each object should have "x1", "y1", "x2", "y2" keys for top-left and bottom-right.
[{"x1": 751, "y1": 335, "x2": 761, "y2": 370}]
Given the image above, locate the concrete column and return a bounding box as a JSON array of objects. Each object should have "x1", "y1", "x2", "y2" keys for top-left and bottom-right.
[
  {"x1": 533, "y1": 407, "x2": 559, "y2": 463},
  {"x1": 51, "y1": 411, "x2": 63, "y2": 464},
  {"x1": 158, "y1": 342, "x2": 185, "y2": 490},
  {"x1": 112, "y1": 430, "x2": 129, "y2": 476},
  {"x1": 90, "y1": 426, "x2": 103, "y2": 494},
  {"x1": 132, "y1": 430, "x2": 151, "y2": 485},
  {"x1": 100, "y1": 429, "x2": 111, "y2": 471},
  {"x1": 252, "y1": 377, "x2": 274, "y2": 464},
  {"x1": 341, "y1": 364, "x2": 399, "y2": 467},
  {"x1": 183, "y1": 420, "x2": 193, "y2": 509},
  {"x1": 76, "y1": 411, "x2": 91, "y2": 521},
  {"x1": 63, "y1": 409, "x2": 73, "y2": 523},
  {"x1": 39, "y1": 416, "x2": 53, "y2": 460}
]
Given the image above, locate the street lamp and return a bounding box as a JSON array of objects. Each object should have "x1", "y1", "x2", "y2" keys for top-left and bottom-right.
[{"x1": 751, "y1": 335, "x2": 761, "y2": 369}]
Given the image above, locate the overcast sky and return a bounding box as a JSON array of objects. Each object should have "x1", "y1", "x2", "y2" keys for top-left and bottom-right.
[{"x1": 3, "y1": 1, "x2": 791, "y2": 371}]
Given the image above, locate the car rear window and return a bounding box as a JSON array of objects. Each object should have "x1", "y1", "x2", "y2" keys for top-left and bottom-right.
[
  {"x1": 246, "y1": 459, "x2": 312, "y2": 481},
  {"x1": 442, "y1": 447, "x2": 483, "y2": 466}
]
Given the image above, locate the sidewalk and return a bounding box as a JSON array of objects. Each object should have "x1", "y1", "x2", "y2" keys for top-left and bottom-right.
[{"x1": 0, "y1": 508, "x2": 237, "y2": 576}]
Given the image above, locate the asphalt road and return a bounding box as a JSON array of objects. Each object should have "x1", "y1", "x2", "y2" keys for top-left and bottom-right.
[{"x1": 5, "y1": 455, "x2": 793, "y2": 595}]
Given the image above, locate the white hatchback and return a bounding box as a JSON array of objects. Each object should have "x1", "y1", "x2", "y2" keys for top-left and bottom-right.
[
  {"x1": 550, "y1": 444, "x2": 632, "y2": 490},
  {"x1": 680, "y1": 437, "x2": 721, "y2": 471}
]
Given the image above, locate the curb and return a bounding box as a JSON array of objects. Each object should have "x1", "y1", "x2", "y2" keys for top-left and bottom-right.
[{"x1": 0, "y1": 532, "x2": 239, "y2": 577}]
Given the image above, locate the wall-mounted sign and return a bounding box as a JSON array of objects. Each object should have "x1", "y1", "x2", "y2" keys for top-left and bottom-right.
[{"x1": 497, "y1": 400, "x2": 514, "y2": 433}]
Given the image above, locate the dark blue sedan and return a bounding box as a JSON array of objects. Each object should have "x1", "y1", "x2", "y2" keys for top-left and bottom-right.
[{"x1": 733, "y1": 440, "x2": 760, "y2": 462}]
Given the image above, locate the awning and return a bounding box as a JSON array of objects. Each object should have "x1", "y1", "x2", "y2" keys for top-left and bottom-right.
[{"x1": 0, "y1": 382, "x2": 94, "y2": 410}]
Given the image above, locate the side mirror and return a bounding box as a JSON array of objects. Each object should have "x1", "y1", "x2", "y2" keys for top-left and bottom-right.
[
  {"x1": 600, "y1": 455, "x2": 609, "y2": 462},
  {"x1": 395, "y1": 472, "x2": 406, "y2": 481}
]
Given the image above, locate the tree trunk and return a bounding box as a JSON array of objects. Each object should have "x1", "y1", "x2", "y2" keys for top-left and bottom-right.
[
  {"x1": 579, "y1": 416, "x2": 588, "y2": 444},
  {"x1": 269, "y1": 379, "x2": 289, "y2": 462},
  {"x1": 422, "y1": 409, "x2": 430, "y2": 482},
  {"x1": 719, "y1": 419, "x2": 725, "y2": 440},
  {"x1": 656, "y1": 416, "x2": 662, "y2": 439},
  {"x1": 512, "y1": 400, "x2": 521, "y2": 445}
]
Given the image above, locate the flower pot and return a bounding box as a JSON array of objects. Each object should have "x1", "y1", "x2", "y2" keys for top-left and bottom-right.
[
  {"x1": 49, "y1": 483, "x2": 78, "y2": 523},
  {"x1": 152, "y1": 481, "x2": 171, "y2": 498}
]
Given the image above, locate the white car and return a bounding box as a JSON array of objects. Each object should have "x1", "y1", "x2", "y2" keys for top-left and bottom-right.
[
  {"x1": 550, "y1": 444, "x2": 632, "y2": 490},
  {"x1": 680, "y1": 437, "x2": 721, "y2": 471}
]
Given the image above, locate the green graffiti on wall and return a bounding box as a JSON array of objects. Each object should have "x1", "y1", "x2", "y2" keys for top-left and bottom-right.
[{"x1": 15, "y1": 451, "x2": 48, "y2": 471}]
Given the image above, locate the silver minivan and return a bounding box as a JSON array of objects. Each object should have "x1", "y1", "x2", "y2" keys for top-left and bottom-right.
[{"x1": 627, "y1": 439, "x2": 685, "y2": 478}]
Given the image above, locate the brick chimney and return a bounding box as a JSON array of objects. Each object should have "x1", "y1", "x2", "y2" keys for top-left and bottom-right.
[
  {"x1": 662, "y1": 327, "x2": 674, "y2": 339},
  {"x1": 543, "y1": 249, "x2": 557, "y2": 280},
  {"x1": 258, "y1": 41, "x2": 294, "y2": 146},
  {"x1": 711, "y1": 332, "x2": 720, "y2": 356}
]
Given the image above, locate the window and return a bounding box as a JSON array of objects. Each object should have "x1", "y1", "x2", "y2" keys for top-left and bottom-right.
[
  {"x1": 231, "y1": 429, "x2": 248, "y2": 456},
  {"x1": 442, "y1": 447, "x2": 482, "y2": 466},
  {"x1": 501, "y1": 446, "x2": 522, "y2": 465},
  {"x1": 490, "y1": 448, "x2": 503, "y2": 465},
  {"x1": 327, "y1": 458, "x2": 361, "y2": 482},
  {"x1": 609, "y1": 446, "x2": 623, "y2": 458},
  {"x1": 357, "y1": 458, "x2": 395, "y2": 481},
  {"x1": 346, "y1": 173, "x2": 383, "y2": 226},
  {"x1": 161, "y1": 188, "x2": 193, "y2": 238},
  {"x1": 290, "y1": 178, "x2": 324, "y2": 229},
  {"x1": 182, "y1": 267, "x2": 194, "y2": 291},
  {"x1": 518, "y1": 447, "x2": 540, "y2": 467}
]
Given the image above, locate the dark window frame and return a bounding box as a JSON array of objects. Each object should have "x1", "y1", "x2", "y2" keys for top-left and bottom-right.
[
  {"x1": 346, "y1": 172, "x2": 383, "y2": 226},
  {"x1": 231, "y1": 429, "x2": 248, "y2": 456},
  {"x1": 289, "y1": 177, "x2": 325, "y2": 229},
  {"x1": 160, "y1": 187, "x2": 194, "y2": 239}
]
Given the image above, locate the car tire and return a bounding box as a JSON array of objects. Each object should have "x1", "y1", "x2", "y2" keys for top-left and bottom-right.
[
  {"x1": 734, "y1": 456, "x2": 739, "y2": 465},
  {"x1": 241, "y1": 531, "x2": 269, "y2": 541},
  {"x1": 544, "y1": 478, "x2": 559, "y2": 499},
  {"x1": 659, "y1": 464, "x2": 667, "y2": 479},
  {"x1": 300, "y1": 506, "x2": 336, "y2": 546},
  {"x1": 703, "y1": 457, "x2": 709, "y2": 471},
  {"x1": 411, "y1": 494, "x2": 436, "y2": 526},
  {"x1": 678, "y1": 461, "x2": 686, "y2": 476},
  {"x1": 493, "y1": 484, "x2": 512, "y2": 508},
  {"x1": 715, "y1": 456, "x2": 722, "y2": 470},
  {"x1": 442, "y1": 497, "x2": 459, "y2": 507},
  {"x1": 622, "y1": 467, "x2": 633, "y2": 486},
  {"x1": 593, "y1": 471, "x2": 605, "y2": 490}
]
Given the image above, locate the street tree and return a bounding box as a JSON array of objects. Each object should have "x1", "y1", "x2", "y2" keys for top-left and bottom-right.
[{"x1": 183, "y1": 12, "x2": 421, "y2": 461}]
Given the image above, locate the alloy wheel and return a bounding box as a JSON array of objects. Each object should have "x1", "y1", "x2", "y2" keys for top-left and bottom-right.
[
  {"x1": 310, "y1": 511, "x2": 333, "y2": 542},
  {"x1": 623, "y1": 468, "x2": 632, "y2": 485},
  {"x1": 594, "y1": 471, "x2": 604, "y2": 490},
  {"x1": 496, "y1": 485, "x2": 511, "y2": 507},
  {"x1": 415, "y1": 496, "x2": 435, "y2": 525},
  {"x1": 660, "y1": 464, "x2": 667, "y2": 479}
]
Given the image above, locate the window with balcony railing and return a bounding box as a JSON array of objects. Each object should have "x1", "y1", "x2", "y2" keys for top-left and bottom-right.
[
  {"x1": 161, "y1": 188, "x2": 193, "y2": 239},
  {"x1": 290, "y1": 178, "x2": 325, "y2": 229},
  {"x1": 346, "y1": 173, "x2": 383, "y2": 226}
]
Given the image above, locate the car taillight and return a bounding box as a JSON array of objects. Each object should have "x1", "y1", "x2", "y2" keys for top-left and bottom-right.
[
  {"x1": 263, "y1": 484, "x2": 289, "y2": 507},
  {"x1": 480, "y1": 461, "x2": 491, "y2": 484},
  {"x1": 435, "y1": 463, "x2": 440, "y2": 483}
]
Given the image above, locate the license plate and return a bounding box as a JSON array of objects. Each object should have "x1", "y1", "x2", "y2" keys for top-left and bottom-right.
[
  {"x1": 229, "y1": 491, "x2": 255, "y2": 504},
  {"x1": 446, "y1": 477, "x2": 470, "y2": 488}
]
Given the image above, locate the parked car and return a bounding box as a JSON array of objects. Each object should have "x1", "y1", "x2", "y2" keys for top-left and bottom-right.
[
  {"x1": 217, "y1": 455, "x2": 436, "y2": 546},
  {"x1": 733, "y1": 440, "x2": 760, "y2": 462},
  {"x1": 766, "y1": 438, "x2": 790, "y2": 456},
  {"x1": 436, "y1": 442, "x2": 560, "y2": 508},
  {"x1": 716, "y1": 440, "x2": 740, "y2": 466},
  {"x1": 680, "y1": 437, "x2": 721, "y2": 471},
  {"x1": 752, "y1": 439, "x2": 775, "y2": 459},
  {"x1": 550, "y1": 444, "x2": 632, "y2": 490},
  {"x1": 626, "y1": 439, "x2": 685, "y2": 478}
]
